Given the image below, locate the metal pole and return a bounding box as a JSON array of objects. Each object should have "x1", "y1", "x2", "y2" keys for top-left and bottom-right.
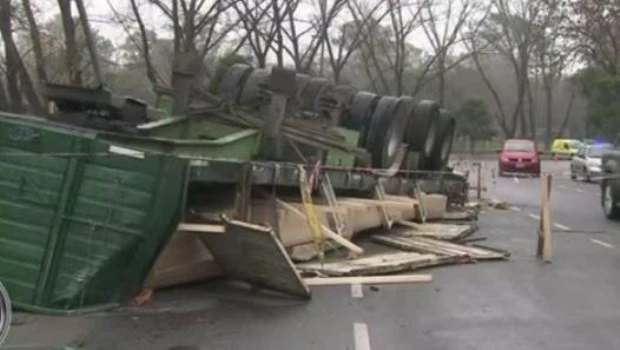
[{"x1": 475, "y1": 162, "x2": 482, "y2": 200}]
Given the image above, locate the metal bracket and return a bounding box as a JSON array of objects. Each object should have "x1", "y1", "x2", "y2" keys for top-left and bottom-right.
[
  {"x1": 374, "y1": 178, "x2": 393, "y2": 229},
  {"x1": 320, "y1": 173, "x2": 346, "y2": 235}
]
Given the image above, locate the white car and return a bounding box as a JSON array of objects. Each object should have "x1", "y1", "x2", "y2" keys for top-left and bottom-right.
[{"x1": 571, "y1": 144, "x2": 614, "y2": 182}]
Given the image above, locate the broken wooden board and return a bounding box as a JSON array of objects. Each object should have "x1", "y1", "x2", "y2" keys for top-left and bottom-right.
[
  {"x1": 195, "y1": 217, "x2": 311, "y2": 299},
  {"x1": 371, "y1": 235, "x2": 509, "y2": 261},
  {"x1": 441, "y1": 210, "x2": 478, "y2": 222},
  {"x1": 297, "y1": 252, "x2": 459, "y2": 277},
  {"x1": 304, "y1": 274, "x2": 433, "y2": 286},
  {"x1": 395, "y1": 221, "x2": 477, "y2": 241},
  {"x1": 145, "y1": 230, "x2": 222, "y2": 289}
]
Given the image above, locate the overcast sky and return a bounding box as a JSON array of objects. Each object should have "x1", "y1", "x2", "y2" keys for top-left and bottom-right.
[{"x1": 32, "y1": 0, "x2": 472, "y2": 63}]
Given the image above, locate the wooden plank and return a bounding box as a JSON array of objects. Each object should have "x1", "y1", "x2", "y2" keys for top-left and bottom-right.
[
  {"x1": 178, "y1": 223, "x2": 225, "y2": 233},
  {"x1": 371, "y1": 235, "x2": 509, "y2": 261},
  {"x1": 304, "y1": 274, "x2": 433, "y2": 286},
  {"x1": 395, "y1": 221, "x2": 477, "y2": 241},
  {"x1": 195, "y1": 217, "x2": 311, "y2": 299},
  {"x1": 277, "y1": 199, "x2": 364, "y2": 255},
  {"x1": 297, "y1": 252, "x2": 456, "y2": 277}
]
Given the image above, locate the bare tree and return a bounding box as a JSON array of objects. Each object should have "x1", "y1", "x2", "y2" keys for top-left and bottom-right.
[
  {"x1": 322, "y1": 0, "x2": 390, "y2": 82},
  {"x1": 270, "y1": 0, "x2": 348, "y2": 72},
  {"x1": 533, "y1": 0, "x2": 570, "y2": 145},
  {"x1": 58, "y1": 0, "x2": 82, "y2": 85},
  {"x1": 0, "y1": 0, "x2": 43, "y2": 114},
  {"x1": 420, "y1": 0, "x2": 473, "y2": 104},
  {"x1": 354, "y1": 0, "x2": 425, "y2": 95},
  {"x1": 230, "y1": 0, "x2": 288, "y2": 67},
  {"x1": 22, "y1": 0, "x2": 47, "y2": 83},
  {"x1": 467, "y1": 0, "x2": 548, "y2": 138}
]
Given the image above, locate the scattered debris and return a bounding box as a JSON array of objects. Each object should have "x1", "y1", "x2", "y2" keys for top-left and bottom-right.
[
  {"x1": 395, "y1": 221, "x2": 477, "y2": 241},
  {"x1": 371, "y1": 235, "x2": 509, "y2": 261},
  {"x1": 303, "y1": 274, "x2": 432, "y2": 286},
  {"x1": 132, "y1": 289, "x2": 154, "y2": 306},
  {"x1": 195, "y1": 216, "x2": 311, "y2": 299},
  {"x1": 297, "y1": 252, "x2": 459, "y2": 277}
]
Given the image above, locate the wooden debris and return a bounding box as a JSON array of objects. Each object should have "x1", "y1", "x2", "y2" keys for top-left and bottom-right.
[
  {"x1": 297, "y1": 252, "x2": 458, "y2": 277},
  {"x1": 441, "y1": 210, "x2": 478, "y2": 221},
  {"x1": 277, "y1": 199, "x2": 364, "y2": 256},
  {"x1": 372, "y1": 235, "x2": 509, "y2": 261},
  {"x1": 178, "y1": 222, "x2": 226, "y2": 233},
  {"x1": 132, "y1": 289, "x2": 154, "y2": 306},
  {"x1": 304, "y1": 274, "x2": 432, "y2": 286},
  {"x1": 195, "y1": 217, "x2": 311, "y2": 299},
  {"x1": 395, "y1": 221, "x2": 477, "y2": 241}
]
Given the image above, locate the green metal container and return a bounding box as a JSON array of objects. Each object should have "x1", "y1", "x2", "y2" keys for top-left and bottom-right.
[
  {"x1": 0, "y1": 112, "x2": 189, "y2": 313},
  {"x1": 98, "y1": 116, "x2": 261, "y2": 159}
]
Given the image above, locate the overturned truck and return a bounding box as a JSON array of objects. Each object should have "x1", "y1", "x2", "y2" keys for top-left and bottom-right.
[{"x1": 0, "y1": 64, "x2": 468, "y2": 312}]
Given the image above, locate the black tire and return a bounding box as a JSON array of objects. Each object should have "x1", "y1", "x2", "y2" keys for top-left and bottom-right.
[
  {"x1": 570, "y1": 166, "x2": 576, "y2": 180},
  {"x1": 366, "y1": 96, "x2": 408, "y2": 170},
  {"x1": 0, "y1": 281, "x2": 11, "y2": 345},
  {"x1": 426, "y1": 109, "x2": 456, "y2": 171},
  {"x1": 404, "y1": 100, "x2": 441, "y2": 170},
  {"x1": 602, "y1": 180, "x2": 620, "y2": 219},
  {"x1": 238, "y1": 68, "x2": 270, "y2": 105},
  {"x1": 299, "y1": 78, "x2": 331, "y2": 114},
  {"x1": 218, "y1": 64, "x2": 254, "y2": 103},
  {"x1": 348, "y1": 91, "x2": 380, "y2": 148}
]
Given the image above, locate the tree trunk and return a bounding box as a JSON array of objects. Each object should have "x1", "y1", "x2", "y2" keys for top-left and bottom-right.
[
  {"x1": 0, "y1": 0, "x2": 44, "y2": 115},
  {"x1": 22, "y1": 0, "x2": 47, "y2": 83},
  {"x1": 555, "y1": 88, "x2": 576, "y2": 139},
  {"x1": 526, "y1": 75, "x2": 536, "y2": 139},
  {"x1": 437, "y1": 53, "x2": 446, "y2": 104},
  {"x1": 0, "y1": 76, "x2": 10, "y2": 111},
  {"x1": 544, "y1": 85, "x2": 553, "y2": 148},
  {"x1": 58, "y1": 0, "x2": 82, "y2": 85}
]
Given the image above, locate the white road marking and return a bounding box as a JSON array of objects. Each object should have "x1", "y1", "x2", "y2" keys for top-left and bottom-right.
[
  {"x1": 553, "y1": 223, "x2": 571, "y2": 231},
  {"x1": 354, "y1": 323, "x2": 372, "y2": 350},
  {"x1": 351, "y1": 283, "x2": 364, "y2": 299},
  {"x1": 510, "y1": 206, "x2": 521, "y2": 212},
  {"x1": 590, "y1": 238, "x2": 615, "y2": 249},
  {"x1": 559, "y1": 184, "x2": 567, "y2": 189},
  {"x1": 513, "y1": 176, "x2": 519, "y2": 184},
  {"x1": 576, "y1": 188, "x2": 584, "y2": 193},
  {"x1": 528, "y1": 213, "x2": 540, "y2": 220}
]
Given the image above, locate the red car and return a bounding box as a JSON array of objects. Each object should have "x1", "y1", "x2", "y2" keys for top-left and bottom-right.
[{"x1": 498, "y1": 139, "x2": 542, "y2": 177}]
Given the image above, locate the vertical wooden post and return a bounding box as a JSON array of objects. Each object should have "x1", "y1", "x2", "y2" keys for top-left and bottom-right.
[{"x1": 537, "y1": 173, "x2": 552, "y2": 263}]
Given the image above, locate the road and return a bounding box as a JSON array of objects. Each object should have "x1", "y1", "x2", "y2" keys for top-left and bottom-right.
[{"x1": 5, "y1": 160, "x2": 620, "y2": 350}]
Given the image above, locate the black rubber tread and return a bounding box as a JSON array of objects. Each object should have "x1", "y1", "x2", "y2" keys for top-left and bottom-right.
[
  {"x1": 0, "y1": 281, "x2": 11, "y2": 345},
  {"x1": 426, "y1": 109, "x2": 456, "y2": 171},
  {"x1": 347, "y1": 91, "x2": 380, "y2": 146},
  {"x1": 218, "y1": 64, "x2": 253, "y2": 103},
  {"x1": 366, "y1": 96, "x2": 409, "y2": 169},
  {"x1": 405, "y1": 99, "x2": 441, "y2": 159},
  {"x1": 299, "y1": 78, "x2": 330, "y2": 112},
  {"x1": 238, "y1": 68, "x2": 270, "y2": 105}
]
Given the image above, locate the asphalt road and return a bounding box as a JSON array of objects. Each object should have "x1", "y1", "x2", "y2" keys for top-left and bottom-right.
[{"x1": 6, "y1": 160, "x2": 620, "y2": 350}]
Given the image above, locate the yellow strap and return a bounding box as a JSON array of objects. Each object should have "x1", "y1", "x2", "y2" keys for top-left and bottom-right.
[{"x1": 297, "y1": 165, "x2": 325, "y2": 262}]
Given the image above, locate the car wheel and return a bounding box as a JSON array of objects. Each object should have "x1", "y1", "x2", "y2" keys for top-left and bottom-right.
[
  {"x1": 585, "y1": 171, "x2": 592, "y2": 183},
  {"x1": 570, "y1": 167, "x2": 576, "y2": 180},
  {"x1": 602, "y1": 181, "x2": 620, "y2": 220}
]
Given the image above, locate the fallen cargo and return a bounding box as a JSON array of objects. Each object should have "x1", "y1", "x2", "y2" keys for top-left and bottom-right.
[{"x1": 0, "y1": 112, "x2": 189, "y2": 313}]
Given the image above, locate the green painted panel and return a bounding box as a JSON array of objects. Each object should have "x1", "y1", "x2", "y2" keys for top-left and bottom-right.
[{"x1": 0, "y1": 112, "x2": 188, "y2": 313}]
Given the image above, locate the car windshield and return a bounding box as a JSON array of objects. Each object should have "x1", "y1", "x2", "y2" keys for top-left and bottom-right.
[
  {"x1": 569, "y1": 140, "x2": 583, "y2": 148},
  {"x1": 587, "y1": 145, "x2": 613, "y2": 158},
  {"x1": 503, "y1": 140, "x2": 535, "y2": 152}
]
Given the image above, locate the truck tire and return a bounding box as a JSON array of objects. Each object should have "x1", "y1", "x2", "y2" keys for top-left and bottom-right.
[
  {"x1": 602, "y1": 180, "x2": 620, "y2": 220},
  {"x1": 0, "y1": 281, "x2": 11, "y2": 346}
]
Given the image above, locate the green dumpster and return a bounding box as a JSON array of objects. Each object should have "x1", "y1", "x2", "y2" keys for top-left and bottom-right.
[{"x1": 0, "y1": 112, "x2": 189, "y2": 313}]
